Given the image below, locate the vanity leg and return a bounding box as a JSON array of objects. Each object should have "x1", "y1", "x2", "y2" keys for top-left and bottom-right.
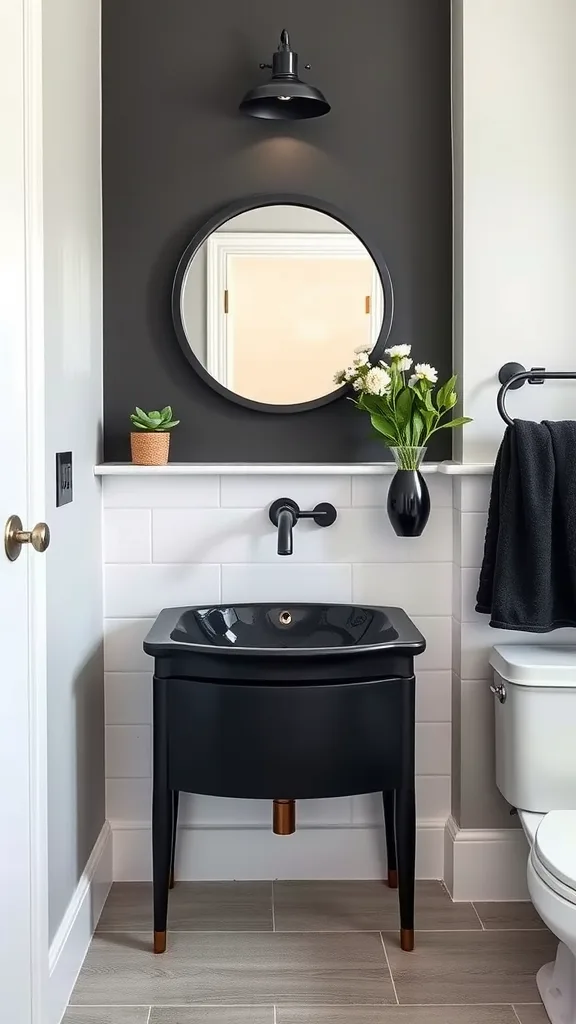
[
  {"x1": 169, "y1": 790, "x2": 179, "y2": 889},
  {"x1": 396, "y1": 784, "x2": 416, "y2": 952},
  {"x1": 382, "y1": 791, "x2": 397, "y2": 888},
  {"x1": 153, "y1": 678, "x2": 172, "y2": 954}
]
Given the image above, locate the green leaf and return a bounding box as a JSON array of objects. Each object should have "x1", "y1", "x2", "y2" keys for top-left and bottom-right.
[
  {"x1": 370, "y1": 413, "x2": 397, "y2": 442},
  {"x1": 422, "y1": 408, "x2": 439, "y2": 436},
  {"x1": 133, "y1": 408, "x2": 158, "y2": 428},
  {"x1": 434, "y1": 416, "x2": 473, "y2": 430},
  {"x1": 434, "y1": 376, "x2": 457, "y2": 407},
  {"x1": 357, "y1": 393, "x2": 381, "y2": 414},
  {"x1": 394, "y1": 386, "x2": 413, "y2": 428},
  {"x1": 420, "y1": 385, "x2": 435, "y2": 413},
  {"x1": 162, "y1": 420, "x2": 180, "y2": 429},
  {"x1": 130, "y1": 421, "x2": 149, "y2": 430},
  {"x1": 160, "y1": 406, "x2": 172, "y2": 421},
  {"x1": 411, "y1": 409, "x2": 425, "y2": 445}
]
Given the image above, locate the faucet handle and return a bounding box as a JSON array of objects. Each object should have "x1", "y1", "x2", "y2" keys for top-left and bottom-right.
[
  {"x1": 309, "y1": 502, "x2": 337, "y2": 527},
  {"x1": 268, "y1": 498, "x2": 337, "y2": 528}
]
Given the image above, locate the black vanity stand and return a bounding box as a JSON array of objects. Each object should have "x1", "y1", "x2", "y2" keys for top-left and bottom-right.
[{"x1": 151, "y1": 656, "x2": 416, "y2": 956}]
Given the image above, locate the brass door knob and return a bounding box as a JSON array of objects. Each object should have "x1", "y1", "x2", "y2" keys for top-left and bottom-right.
[{"x1": 4, "y1": 515, "x2": 51, "y2": 561}]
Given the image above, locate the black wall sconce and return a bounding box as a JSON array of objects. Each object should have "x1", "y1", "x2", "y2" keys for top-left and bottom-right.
[{"x1": 239, "y1": 30, "x2": 330, "y2": 121}]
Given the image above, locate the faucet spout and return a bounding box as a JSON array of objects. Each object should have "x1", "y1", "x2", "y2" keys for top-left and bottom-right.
[
  {"x1": 268, "y1": 497, "x2": 300, "y2": 556},
  {"x1": 276, "y1": 506, "x2": 295, "y2": 555},
  {"x1": 268, "y1": 497, "x2": 337, "y2": 556}
]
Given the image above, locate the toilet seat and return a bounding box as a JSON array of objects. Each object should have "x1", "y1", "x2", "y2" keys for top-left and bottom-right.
[{"x1": 532, "y1": 811, "x2": 576, "y2": 906}]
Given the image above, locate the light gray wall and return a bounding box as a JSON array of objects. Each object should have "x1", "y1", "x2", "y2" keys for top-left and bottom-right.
[
  {"x1": 180, "y1": 205, "x2": 349, "y2": 365},
  {"x1": 43, "y1": 0, "x2": 105, "y2": 939},
  {"x1": 451, "y1": 0, "x2": 576, "y2": 831}
]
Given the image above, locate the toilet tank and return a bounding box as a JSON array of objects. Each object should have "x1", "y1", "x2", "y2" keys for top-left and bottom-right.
[{"x1": 491, "y1": 645, "x2": 576, "y2": 813}]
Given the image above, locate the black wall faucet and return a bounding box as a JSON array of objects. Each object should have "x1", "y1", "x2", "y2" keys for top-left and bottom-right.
[{"x1": 268, "y1": 497, "x2": 337, "y2": 556}]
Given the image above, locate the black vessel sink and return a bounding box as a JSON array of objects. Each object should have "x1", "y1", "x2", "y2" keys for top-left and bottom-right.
[
  {"x1": 144, "y1": 603, "x2": 425, "y2": 682},
  {"x1": 145, "y1": 602, "x2": 426, "y2": 955}
]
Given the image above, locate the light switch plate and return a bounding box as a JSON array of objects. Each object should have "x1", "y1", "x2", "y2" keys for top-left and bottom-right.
[{"x1": 56, "y1": 451, "x2": 73, "y2": 506}]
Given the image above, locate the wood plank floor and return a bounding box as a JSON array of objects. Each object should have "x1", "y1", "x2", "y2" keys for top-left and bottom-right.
[{"x1": 65, "y1": 881, "x2": 554, "y2": 1024}]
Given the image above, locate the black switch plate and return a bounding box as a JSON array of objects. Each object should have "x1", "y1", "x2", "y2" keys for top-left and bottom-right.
[{"x1": 56, "y1": 452, "x2": 73, "y2": 506}]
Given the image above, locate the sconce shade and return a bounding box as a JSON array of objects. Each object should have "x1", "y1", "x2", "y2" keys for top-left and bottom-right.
[{"x1": 240, "y1": 30, "x2": 330, "y2": 121}]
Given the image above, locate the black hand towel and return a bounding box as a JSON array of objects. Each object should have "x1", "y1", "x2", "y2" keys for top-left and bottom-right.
[{"x1": 476, "y1": 419, "x2": 576, "y2": 631}]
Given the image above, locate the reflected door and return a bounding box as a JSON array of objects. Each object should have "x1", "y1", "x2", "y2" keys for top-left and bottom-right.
[
  {"x1": 224, "y1": 253, "x2": 377, "y2": 404},
  {"x1": 204, "y1": 227, "x2": 384, "y2": 406}
]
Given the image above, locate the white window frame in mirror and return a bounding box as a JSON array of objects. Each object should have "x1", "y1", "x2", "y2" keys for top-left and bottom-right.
[{"x1": 206, "y1": 232, "x2": 384, "y2": 387}]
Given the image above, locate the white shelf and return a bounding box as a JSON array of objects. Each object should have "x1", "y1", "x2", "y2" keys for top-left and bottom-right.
[
  {"x1": 437, "y1": 462, "x2": 495, "y2": 475},
  {"x1": 95, "y1": 461, "x2": 494, "y2": 477}
]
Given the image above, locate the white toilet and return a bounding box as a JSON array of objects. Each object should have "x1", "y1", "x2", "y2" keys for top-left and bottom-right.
[{"x1": 491, "y1": 645, "x2": 576, "y2": 1024}]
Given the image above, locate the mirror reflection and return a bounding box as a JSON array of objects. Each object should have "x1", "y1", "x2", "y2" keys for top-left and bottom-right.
[{"x1": 178, "y1": 205, "x2": 385, "y2": 407}]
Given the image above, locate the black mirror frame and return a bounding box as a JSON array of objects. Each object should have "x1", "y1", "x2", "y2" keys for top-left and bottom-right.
[{"x1": 171, "y1": 193, "x2": 394, "y2": 414}]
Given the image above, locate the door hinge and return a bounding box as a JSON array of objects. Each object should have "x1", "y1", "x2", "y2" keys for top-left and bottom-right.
[
  {"x1": 365, "y1": 295, "x2": 371, "y2": 314},
  {"x1": 224, "y1": 289, "x2": 229, "y2": 314}
]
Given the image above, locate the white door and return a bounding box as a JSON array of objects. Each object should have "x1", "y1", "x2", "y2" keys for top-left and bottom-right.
[{"x1": 0, "y1": 4, "x2": 49, "y2": 1022}]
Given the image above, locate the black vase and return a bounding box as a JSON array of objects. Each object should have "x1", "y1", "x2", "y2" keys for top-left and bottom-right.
[{"x1": 387, "y1": 447, "x2": 431, "y2": 537}]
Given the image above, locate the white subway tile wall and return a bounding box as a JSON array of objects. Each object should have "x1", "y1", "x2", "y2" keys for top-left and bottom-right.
[{"x1": 103, "y1": 473, "x2": 454, "y2": 851}]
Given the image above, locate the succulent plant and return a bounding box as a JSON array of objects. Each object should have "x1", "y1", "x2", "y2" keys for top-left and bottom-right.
[{"x1": 130, "y1": 406, "x2": 180, "y2": 432}]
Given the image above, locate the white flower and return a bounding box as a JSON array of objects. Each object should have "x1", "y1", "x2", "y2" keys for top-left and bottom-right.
[
  {"x1": 354, "y1": 342, "x2": 373, "y2": 354},
  {"x1": 408, "y1": 374, "x2": 419, "y2": 387},
  {"x1": 352, "y1": 376, "x2": 365, "y2": 391},
  {"x1": 396, "y1": 356, "x2": 413, "y2": 373},
  {"x1": 364, "y1": 366, "x2": 391, "y2": 396},
  {"x1": 344, "y1": 365, "x2": 358, "y2": 382},
  {"x1": 413, "y1": 362, "x2": 438, "y2": 384},
  {"x1": 353, "y1": 352, "x2": 370, "y2": 367},
  {"x1": 385, "y1": 344, "x2": 411, "y2": 359}
]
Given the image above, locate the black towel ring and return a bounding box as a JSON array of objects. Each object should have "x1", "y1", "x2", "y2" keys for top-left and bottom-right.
[{"x1": 497, "y1": 362, "x2": 576, "y2": 426}]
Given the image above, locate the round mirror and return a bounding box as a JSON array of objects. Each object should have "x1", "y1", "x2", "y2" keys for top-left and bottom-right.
[{"x1": 172, "y1": 196, "x2": 393, "y2": 412}]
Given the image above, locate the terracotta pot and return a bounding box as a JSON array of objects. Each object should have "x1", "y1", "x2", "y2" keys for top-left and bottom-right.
[{"x1": 130, "y1": 431, "x2": 170, "y2": 466}]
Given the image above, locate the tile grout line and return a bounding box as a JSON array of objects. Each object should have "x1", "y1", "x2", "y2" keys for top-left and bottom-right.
[
  {"x1": 379, "y1": 931, "x2": 399, "y2": 1006},
  {"x1": 146, "y1": 1007, "x2": 152, "y2": 1024},
  {"x1": 511, "y1": 1008, "x2": 523, "y2": 1024},
  {"x1": 95, "y1": 927, "x2": 546, "y2": 934},
  {"x1": 471, "y1": 902, "x2": 486, "y2": 930},
  {"x1": 69, "y1": 1004, "x2": 547, "y2": 1010},
  {"x1": 271, "y1": 880, "x2": 276, "y2": 932},
  {"x1": 273, "y1": 1005, "x2": 277, "y2": 1024}
]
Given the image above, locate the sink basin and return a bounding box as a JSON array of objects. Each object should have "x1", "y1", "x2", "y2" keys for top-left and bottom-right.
[
  {"x1": 175, "y1": 603, "x2": 401, "y2": 649},
  {"x1": 144, "y1": 603, "x2": 425, "y2": 682}
]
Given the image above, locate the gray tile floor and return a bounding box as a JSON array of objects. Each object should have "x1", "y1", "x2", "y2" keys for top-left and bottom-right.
[{"x1": 66, "y1": 882, "x2": 555, "y2": 1023}]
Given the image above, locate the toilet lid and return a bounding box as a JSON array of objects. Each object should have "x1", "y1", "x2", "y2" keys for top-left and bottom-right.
[{"x1": 534, "y1": 811, "x2": 576, "y2": 891}]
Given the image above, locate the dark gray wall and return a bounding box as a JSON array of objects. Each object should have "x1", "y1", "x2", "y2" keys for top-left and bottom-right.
[{"x1": 102, "y1": 0, "x2": 452, "y2": 462}]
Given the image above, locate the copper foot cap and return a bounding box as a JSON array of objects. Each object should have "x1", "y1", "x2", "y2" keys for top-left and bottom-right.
[{"x1": 273, "y1": 799, "x2": 295, "y2": 835}]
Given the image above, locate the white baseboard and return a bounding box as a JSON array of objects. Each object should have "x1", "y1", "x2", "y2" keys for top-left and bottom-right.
[
  {"x1": 48, "y1": 821, "x2": 112, "y2": 1024},
  {"x1": 444, "y1": 815, "x2": 529, "y2": 901},
  {"x1": 111, "y1": 819, "x2": 445, "y2": 881}
]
